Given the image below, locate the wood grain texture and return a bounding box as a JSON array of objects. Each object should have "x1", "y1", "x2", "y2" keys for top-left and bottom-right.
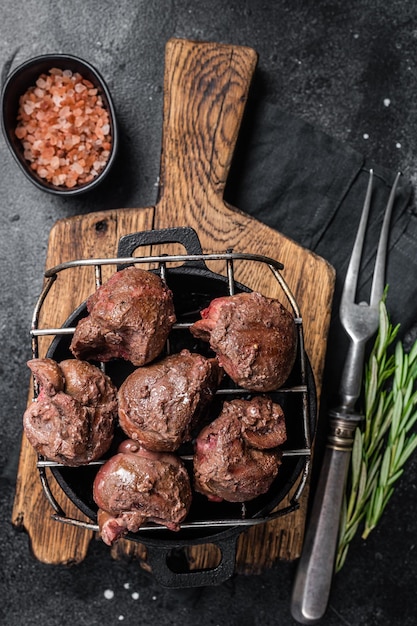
[{"x1": 12, "y1": 39, "x2": 335, "y2": 576}]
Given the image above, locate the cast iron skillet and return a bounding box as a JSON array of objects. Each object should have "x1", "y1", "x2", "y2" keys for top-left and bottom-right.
[{"x1": 45, "y1": 226, "x2": 316, "y2": 587}]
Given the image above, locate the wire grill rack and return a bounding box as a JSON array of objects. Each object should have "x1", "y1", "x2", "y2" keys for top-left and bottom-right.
[{"x1": 29, "y1": 248, "x2": 314, "y2": 535}]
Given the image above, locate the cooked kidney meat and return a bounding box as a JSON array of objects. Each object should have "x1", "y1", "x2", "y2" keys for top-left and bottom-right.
[
  {"x1": 193, "y1": 396, "x2": 286, "y2": 502},
  {"x1": 118, "y1": 349, "x2": 223, "y2": 451},
  {"x1": 93, "y1": 439, "x2": 192, "y2": 545},
  {"x1": 70, "y1": 267, "x2": 176, "y2": 366},
  {"x1": 23, "y1": 358, "x2": 117, "y2": 466},
  {"x1": 190, "y1": 292, "x2": 297, "y2": 392}
]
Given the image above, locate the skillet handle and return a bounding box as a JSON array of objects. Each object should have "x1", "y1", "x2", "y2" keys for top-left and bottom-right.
[
  {"x1": 144, "y1": 533, "x2": 238, "y2": 588},
  {"x1": 117, "y1": 226, "x2": 206, "y2": 270}
]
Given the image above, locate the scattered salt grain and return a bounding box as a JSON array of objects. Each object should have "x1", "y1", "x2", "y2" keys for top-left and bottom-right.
[
  {"x1": 131, "y1": 592, "x2": 140, "y2": 600},
  {"x1": 363, "y1": 133, "x2": 369, "y2": 140},
  {"x1": 104, "y1": 589, "x2": 114, "y2": 600},
  {"x1": 118, "y1": 616, "x2": 125, "y2": 621},
  {"x1": 383, "y1": 98, "x2": 391, "y2": 107},
  {"x1": 123, "y1": 583, "x2": 131, "y2": 590},
  {"x1": 396, "y1": 142, "x2": 401, "y2": 149}
]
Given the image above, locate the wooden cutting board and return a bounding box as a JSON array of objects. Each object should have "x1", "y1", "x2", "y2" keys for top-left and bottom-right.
[{"x1": 12, "y1": 38, "x2": 335, "y2": 576}]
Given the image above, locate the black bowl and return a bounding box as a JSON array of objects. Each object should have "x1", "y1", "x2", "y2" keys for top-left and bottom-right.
[{"x1": 1, "y1": 53, "x2": 118, "y2": 196}]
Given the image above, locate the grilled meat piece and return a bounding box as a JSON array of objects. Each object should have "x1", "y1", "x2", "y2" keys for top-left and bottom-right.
[
  {"x1": 193, "y1": 396, "x2": 286, "y2": 502},
  {"x1": 93, "y1": 439, "x2": 192, "y2": 545},
  {"x1": 23, "y1": 358, "x2": 117, "y2": 466},
  {"x1": 190, "y1": 292, "x2": 297, "y2": 392},
  {"x1": 118, "y1": 349, "x2": 223, "y2": 451},
  {"x1": 70, "y1": 267, "x2": 176, "y2": 366}
]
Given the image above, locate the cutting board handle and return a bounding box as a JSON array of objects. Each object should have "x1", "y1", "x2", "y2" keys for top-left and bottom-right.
[{"x1": 156, "y1": 38, "x2": 258, "y2": 217}]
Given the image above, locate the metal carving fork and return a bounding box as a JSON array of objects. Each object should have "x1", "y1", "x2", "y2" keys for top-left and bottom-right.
[{"x1": 291, "y1": 169, "x2": 401, "y2": 624}]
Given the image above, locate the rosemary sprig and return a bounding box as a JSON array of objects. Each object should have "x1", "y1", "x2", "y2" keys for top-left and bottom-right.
[{"x1": 335, "y1": 300, "x2": 417, "y2": 572}]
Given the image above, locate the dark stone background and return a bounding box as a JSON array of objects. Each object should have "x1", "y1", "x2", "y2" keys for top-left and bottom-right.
[{"x1": 1, "y1": 2, "x2": 416, "y2": 624}]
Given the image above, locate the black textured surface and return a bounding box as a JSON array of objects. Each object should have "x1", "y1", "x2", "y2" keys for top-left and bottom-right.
[{"x1": 1, "y1": 2, "x2": 416, "y2": 625}]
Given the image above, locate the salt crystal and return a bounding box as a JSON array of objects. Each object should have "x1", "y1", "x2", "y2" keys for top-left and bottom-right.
[
  {"x1": 71, "y1": 162, "x2": 84, "y2": 175},
  {"x1": 23, "y1": 101, "x2": 35, "y2": 115},
  {"x1": 36, "y1": 77, "x2": 47, "y2": 89},
  {"x1": 123, "y1": 583, "x2": 130, "y2": 590},
  {"x1": 363, "y1": 133, "x2": 369, "y2": 140},
  {"x1": 15, "y1": 126, "x2": 26, "y2": 139},
  {"x1": 396, "y1": 142, "x2": 401, "y2": 149},
  {"x1": 131, "y1": 592, "x2": 139, "y2": 600},
  {"x1": 75, "y1": 82, "x2": 87, "y2": 93},
  {"x1": 103, "y1": 589, "x2": 114, "y2": 600},
  {"x1": 383, "y1": 98, "x2": 391, "y2": 107}
]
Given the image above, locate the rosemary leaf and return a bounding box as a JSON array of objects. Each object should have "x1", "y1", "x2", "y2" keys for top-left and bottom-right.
[
  {"x1": 379, "y1": 446, "x2": 391, "y2": 489},
  {"x1": 397, "y1": 434, "x2": 417, "y2": 466},
  {"x1": 392, "y1": 429, "x2": 406, "y2": 467},
  {"x1": 390, "y1": 387, "x2": 403, "y2": 442},
  {"x1": 387, "y1": 469, "x2": 404, "y2": 486},
  {"x1": 368, "y1": 392, "x2": 391, "y2": 456},
  {"x1": 336, "y1": 543, "x2": 349, "y2": 573},
  {"x1": 394, "y1": 341, "x2": 404, "y2": 389},
  {"x1": 409, "y1": 338, "x2": 417, "y2": 364}
]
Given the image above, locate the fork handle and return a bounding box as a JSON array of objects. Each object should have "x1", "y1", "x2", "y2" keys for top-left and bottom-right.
[{"x1": 291, "y1": 410, "x2": 361, "y2": 624}]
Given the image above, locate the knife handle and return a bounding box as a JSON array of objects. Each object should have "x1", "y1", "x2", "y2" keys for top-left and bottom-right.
[{"x1": 291, "y1": 411, "x2": 360, "y2": 624}]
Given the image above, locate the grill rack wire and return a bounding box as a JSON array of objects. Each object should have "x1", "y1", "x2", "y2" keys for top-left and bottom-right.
[{"x1": 30, "y1": 249, "x2": 314, "y2": 534}]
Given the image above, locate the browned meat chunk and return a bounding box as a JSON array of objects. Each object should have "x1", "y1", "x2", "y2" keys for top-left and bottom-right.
[
  {"x1": 118, "y1": 349, "x2": 223, "y2": 451},
  {"x1": 93, "y1": 439, "x2": 192, "y2": 545},
  {"x1": 193, "y1": 396, "x2": 286, "y2": 502},
  {"x1": 23, "y1": 358, "x2": 117, "y2": 466},
  {"x1": 190, "y1": 292, "x2": 297, "y2": 392},
  {"x1": 70, "y1": 267, "x2": 176, "y2": 366}
]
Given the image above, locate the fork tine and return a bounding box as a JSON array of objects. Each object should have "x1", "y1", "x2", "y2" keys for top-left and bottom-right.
[
  {"x1": 341, "y1": 169, "x2": 374, "y2": 305},
  {"x1": 370, "y1": 171, "x2": 402, "y2": 306}
]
